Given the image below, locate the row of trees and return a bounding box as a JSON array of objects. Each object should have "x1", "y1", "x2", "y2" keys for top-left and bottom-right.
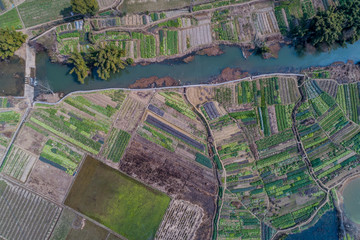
[
  {"x1": 291, "y1": 0, "x2": 360, "y2": 50},
  {"x1": 70, "y1": 0, "x2": 99, "y2": 16},
  {"x1": 0, "y1": 28, "x2": 27, "y2": 60},
  {"x1": 68, "y1": 46, "x2": 133, "y2": 83}
]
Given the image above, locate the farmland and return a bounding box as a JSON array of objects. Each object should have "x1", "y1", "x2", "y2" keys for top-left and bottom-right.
[
  {"x1": 65, "y1": 156, "x2": 171, "y2": 240},
  {"x1": 1, "y1": 145, "x2": 37, "y2": 182},
  {"x1": 17, "y1": 0, "x2": 71, "y2": 27},
  {"x1": 0, "y1": 8, "x2": 22, "y2": 29},
  {"x1": 102, "y1": 128, "x2": 130, "y2": 162},
  {"x1": 0, "y1": 179, "x2": 61, "y2": 240},
  {"x1": 3, "y1": 73, "x2": 360, "y2": 239},
  {"x1": 39, "y1": 139, "x2": 83, "y2": 175}
]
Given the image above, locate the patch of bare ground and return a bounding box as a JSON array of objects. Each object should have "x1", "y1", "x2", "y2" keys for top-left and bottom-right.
[
  {"x1": 183, "y1": 55, "x2": 195, "y2": 63},
  {"x1": 14, "y1": 125, "x2": 47, "y2": 155},
  {"x1": 267, "y1": 105, "x2": 278, "y2": 135},
  {"x1": 35, "y1": 92, "x2": 64, "y2": 103},
  {"x1": 26, "y1": 159, "x2": 73, "y2": 203},
  {"x1": 307, "y1": 61, "x2": 360, "y2": 83},
  {"x1": 187, "y1": 86, "x2": 214, "y2": 106},
  {"x1": 156, "y1": 200, "x2": 204, "y2": 240},
  {"x1": 129, "y1": 76, "x2": 180, "y2": 89},
  {"x1": 119, "y1": 135, "x2": 217, "y2": 240},
  {"x1": 210, "y1": 67, "x2": 250, "y2": 84},
  {"x1": 196, "y1": 45, "x2": 224, "y2": 56},
  {"x1": 263, "y1": 42, "x2": 281, "y2": 59}
]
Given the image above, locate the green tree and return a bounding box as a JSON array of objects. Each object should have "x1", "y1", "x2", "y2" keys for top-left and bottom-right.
[
  {"x1": 340, "y1": 0, "x2": 360, "y2": 43},
  {"x1": 0, "y1": 28, "x2": 27, "y2": 60},
  {"x1": 91, "y1": 46, "x2": 127, "y2": 80},
  {"x1": 70, "y1": 0, "x2": 99, "y2": 16},
  {"x1": 68, "y1": 52, "x2": 89, "y2": 84},
  {"x1": 310, "y1": 7, "x2": 344, "y2": 47}
]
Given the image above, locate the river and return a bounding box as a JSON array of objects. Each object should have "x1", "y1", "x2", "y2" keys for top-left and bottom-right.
[
  {"x1": 35, "y1": 41, "x2": 360, "y2": 94},
  {"x1": 342, "y1": 177, "x2": 360, "y2": 224}
]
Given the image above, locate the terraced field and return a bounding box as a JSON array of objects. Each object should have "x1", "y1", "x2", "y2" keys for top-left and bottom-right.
[{"x1": 0, "y1": 179, "x2": 61, "y2": 240}]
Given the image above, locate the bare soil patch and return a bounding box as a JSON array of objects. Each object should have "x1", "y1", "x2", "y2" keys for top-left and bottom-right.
[
  {"x1": 26, "y1": 159, "x2": 73, "y2": 203},
  {"x1": 15, "y1": 125, "x2": 47, "y2": 155},
  {"x1": 129, "y1": 76, "x2": 179, "y2": 89}
]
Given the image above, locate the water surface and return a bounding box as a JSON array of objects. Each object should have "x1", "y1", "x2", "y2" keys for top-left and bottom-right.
[
  {"x1": 343, "y1": 177, "x2": 360, "y2": 224},
  {"x1": 0, "y1": 57, "x2": 25, "y2": 96},
  {"x1": 286, "y1": 210, "x2": 339, "y2": 240},
  {"x1": 36, "y1": 41, "x2": 360, "y2": 94}
]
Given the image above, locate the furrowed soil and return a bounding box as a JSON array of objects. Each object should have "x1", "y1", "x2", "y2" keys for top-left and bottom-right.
[
  {"x1": 119, "y1": 134, "x2": 218, "y2": 240},
  {"x1": 65, "y1": 156, "x2": 170, "y2": 240}
]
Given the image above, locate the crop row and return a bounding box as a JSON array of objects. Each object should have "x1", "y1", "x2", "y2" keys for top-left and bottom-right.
[
  {"x1": 138, "y1": 124, "x2": 174, "y2": 152},
  {"x1": 237, "y1": 81, "x2": 256, "y2": 104},
  {"x1": 1, "y1": 145, "x2": 36, "y2": 182},
  {"x1": 218, "y1": 141, "x2": 249, "y2": 160},
  {"x1": 0, "y1": 98, "x2": 9, "y2": 108},
  {"x1": 256, "y1": 129, "x2": 294, "y2": 151},
  {"x1": 0, "y1": 182, "x2": 62, "y2": 240},
  {"x1": 132, "y1": 32, "x2": 156, "y2": 58},
  {"x1": 203, "y1": 102, "x2": 220, "y2": 120},
  {"x1": 275, "y1": 104, "x2": 294, "y2": 131},
  {"x1": 159, "y1": 92, "x2": 197, "y2": 119},
  {"x1": 146, "y1": 115, "x2": 205, "y2": 152},
  {"x1": 0, "y1": 9, "x2": 22, "y2": 29},
  {"x1": 0, "y1": 111, "x2": 20, "y2": 124},
  {"x1": 103, "y1": 128, "x2": 131, "y2": 162},
  {"x1": 195, "y1": 153, "x2": 213, "y2": 169},
  {"x1": 215, "y1": 87, "x2": 233, "y2": 106},
  {"x1": 336, "y1": 83, "x2": 360, "y2": 124},
  {"x1": 72, "y1": 96, "x2": 117, "y2": 117},
  {"x1": 258, "y1": 106, "x2": 271, "y2": 137},
  {"x1": 30, "y1": 110, "x2": 102, "y2": 154},
  {"x1": 40, "y1": 139, "x2": 82, "y2": 175}
]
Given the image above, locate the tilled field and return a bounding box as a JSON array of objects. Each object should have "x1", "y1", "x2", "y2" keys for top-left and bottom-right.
[
  {"x1": 120, "y1": 135, "x2": 218, "y2": 240},
  {"x1": 156, "y1": 200, "x2": 204, "y2": 240},
  {"x1": 0, "y1": 179, "x2": 61, "y2": 240}
]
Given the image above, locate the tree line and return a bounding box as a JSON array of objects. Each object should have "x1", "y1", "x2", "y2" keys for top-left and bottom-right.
[
  {"x1": 0, "y1": 28, "x2": 27, "y2": 60},
  {"x1": 68, "y1": 47, "x2": 134, "y2": 84},
  {"x1": 291, "y1": 0, "x2": 360, "y2": 50}
]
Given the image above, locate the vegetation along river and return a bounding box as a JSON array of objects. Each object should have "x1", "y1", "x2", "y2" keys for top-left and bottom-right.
[{"x1": 35, "y1": 41, "x2": 360, "y2": 94}]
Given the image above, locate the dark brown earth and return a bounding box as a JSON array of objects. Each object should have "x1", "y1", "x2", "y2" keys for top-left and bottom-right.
[
  {"x1": 119, "y1": 135, "x2": 218, "y2": 240},
  {"x1": 196, "y1": 45, "x2": 224, "y2": 56},
  {"x1": 129, "y1": 76, "x2": 180, "y2": 89},
  {"x1": 211, "y1": 67, "x2": 250, "y2": 84}
]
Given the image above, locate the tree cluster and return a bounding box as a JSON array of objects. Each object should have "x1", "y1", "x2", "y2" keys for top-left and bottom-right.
[
  {"x1": 68, "y1": 46, "x2": 133, "y2": 83},
  {"x1": 0, "y1": 28, "x2": 27, "y2": 60},
  {"x1": 70, "y1": 0, "x2": 99, "y2": 16},
  {"x1": 291, "y1": 0, "x2": 360, "y2": 50}
]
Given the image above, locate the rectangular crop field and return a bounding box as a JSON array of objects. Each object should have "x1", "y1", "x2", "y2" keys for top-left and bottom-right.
[
  {"x1": 0, "y1": 8, "x2": 23, "y2": 29},
  {"x1": 102, "y1": 128, "x2": 131, "y2": 162},
  {"x1": 65, "y1": 156, "x2": 171, "y2": 240},
  {"x1": 1, "y1": 145, "x2": 36, "y2": 182},
  {"x1": 0, "y1": 179, "x2": 61, "y2": 240},
  {"x1": 39, "y1": 139, "x2": 83, "y2": 175},
  {"x1": 18, "y1": 0, "x2": 71, "y2": 27}
]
